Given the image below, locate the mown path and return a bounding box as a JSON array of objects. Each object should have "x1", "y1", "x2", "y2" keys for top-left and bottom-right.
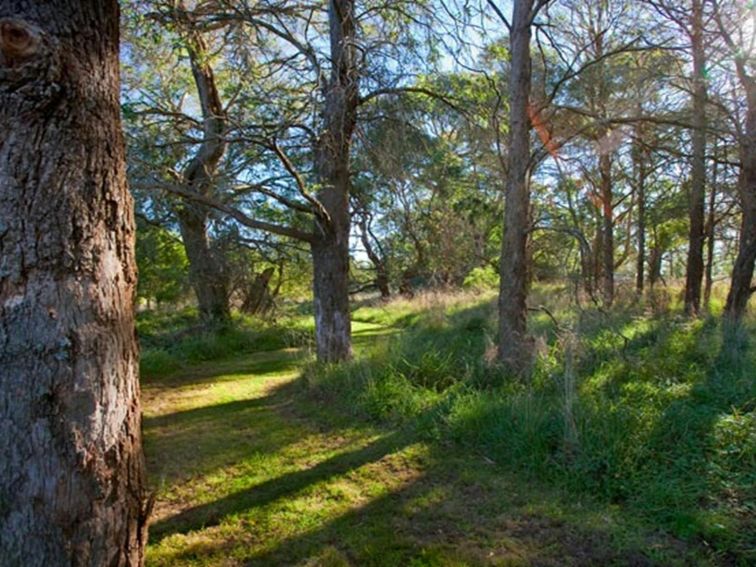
[{"x1": 142, "y1": 322, "x2": 700, "y2": 566}]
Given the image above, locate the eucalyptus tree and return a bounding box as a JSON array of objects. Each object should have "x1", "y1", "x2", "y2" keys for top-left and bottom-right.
[
  {"x1": 122, "y1": 1, "x2": 249, "y2": 323},
  {"x1": 643, "y1": 0, "x2": 710, "y2": 315},
  {"x1": 483, "y1": 0, "x2": 554, "y2": 372},
  {"x1": 156, "y1": 0, "x2": 441, "y2": 361},
  {"x1": 0, "y1": 1, "x2": 147, "y2": 564},
  {"x1": 710, "y1": 0, "x2": 756, "y2": 325}
]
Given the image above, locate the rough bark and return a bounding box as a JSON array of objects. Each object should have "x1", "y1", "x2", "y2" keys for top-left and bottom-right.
[
  {"x1": 176, "y1": 205, "x2": 229, "y2": 323},
  {"x1": 0, "y1": 3, "x2": 147, "y2": 566},
  {"x1": 310, "y1": 0, "x2": 358, "y2": 363},
  {"x1": 684, "y1": 0, "x2": 707, "y2": 316},
  {"x1": 724, "y1": 98, "x2": 756, "y2": 323},
  {"x1": 498, "y1": 0, "x2": 535, "y2": 372},
  {"x1": 720, "y1": 4, "x2": 756, "y2": 325}
]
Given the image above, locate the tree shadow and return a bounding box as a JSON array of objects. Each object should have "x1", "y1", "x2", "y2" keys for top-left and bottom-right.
[
  {"x1": 144, "y1": 390, "x2": 306, "y2": 488},
  {"x1": 154, "y1": 447, "x2": 673, "y2": 567},
  {"x1": 579, "y1": 316, "x2": 755, "y2": 561},
  {"x1": 149, "y1": 428, "x2": 415, "y2": 543},
  {"x1": 142, "y1": 348, "x2": 305, "y2": 391}
]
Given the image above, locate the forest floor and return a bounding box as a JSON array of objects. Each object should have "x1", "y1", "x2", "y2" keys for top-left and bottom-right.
[{"x1": 140, "y1": 309, "x2": 731, "y2": 566}]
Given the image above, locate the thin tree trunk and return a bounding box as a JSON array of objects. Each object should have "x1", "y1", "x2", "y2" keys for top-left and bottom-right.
[
  {"x1": 241, "y1": 267, "x2": 275, "y2": 315},
  {"x1": 0, "y1": 4, "x2": 147, "y2": 565},
  {"x1": 498, "y1": 0, "x2": 535, "y2": 372},
  {"x1": 723, "y1": 57, "x2": 756, "y2": 324},
  {"x1": 724, "y1": 118, "x2": 756, "y2": 324},
  {"x1": 310, "y1": 0, "x2": 358, "y2": 363},
  {"x1": 634, "y1": 118, "x2": 647, "y2": 296},
  {"x1": 600, "y1": 152, "x2": 614, "y2": 306},
  {"x1": 684, "y1": 0, "x2": 707, "y2": 316},
  {"x1": 704, "y1": 155, "x2": 718, "y2": 310},
  {"x1": 358, "y1": 213, "x2": 390, "y2": 299}
]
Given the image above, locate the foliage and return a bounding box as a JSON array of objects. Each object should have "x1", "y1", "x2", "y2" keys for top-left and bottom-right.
[{"x1": 136, "y1": 223, "x2": 189, "y2": 305}]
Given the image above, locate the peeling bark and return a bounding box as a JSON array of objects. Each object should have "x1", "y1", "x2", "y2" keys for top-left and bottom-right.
[{"x1": 0, "y1": 2, "x2": 146, "y2": 566}]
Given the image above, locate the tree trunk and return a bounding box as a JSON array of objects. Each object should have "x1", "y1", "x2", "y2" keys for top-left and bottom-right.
[
  {"x1": 649, "y1": 242, "x2": 664, "y2": 290},
  {"x1": 0, "y1": 4, "x2": 147, "y2": 566},
  {"x1": 312, "y1": 225, "x2": 352, "y2": 362},
  {"x1": 599, "y1": 152, "x2": 614, "y2": 306},
  {"x1": 684, "y1": 0, "x2": 707, "y2": 316},
  {"x1": 241, "y1": 267, "x2": 275, "y2": 315},
  {"x1": 634, "y1": 119, "x2": 647, "y2": 296},
  {"x1": 176, "y1": 205, "x2": 229, "y2": 323},
  {"x1": 704, "y1": 155, "x2": 718, "y2": 310},
  {"x1": 498, "y1": 0, "x2": 535, "y2": 372},
  {"x1": 310, "y1": 0, "x2": 358, "y2": 363},
  {"x1": 724, "y1": 104, "x2": 756, "y2": 323},
  {"x1": 175, "y1": 11, "x2": 229, "y2": 323}
]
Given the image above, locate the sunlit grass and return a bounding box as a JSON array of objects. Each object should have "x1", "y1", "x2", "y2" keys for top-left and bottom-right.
[{"x1": 140, "y1": 286, "x2": 752, "y2": 565}]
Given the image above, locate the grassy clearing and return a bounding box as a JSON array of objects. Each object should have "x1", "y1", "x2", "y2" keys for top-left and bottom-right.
[{"x1": 140, "y1": 288, "x2": 754, "y2": 565}]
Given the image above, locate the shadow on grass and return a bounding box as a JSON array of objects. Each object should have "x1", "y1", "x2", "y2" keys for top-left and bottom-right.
[
  {"x1": 149, "y1": 429, "x2": 415, "y2": 543},
  {"x1": 142, "y1": 348, "x2": 305, "y2": 390},
  {"x1": 144, "y1": 390, "x2": 306, "y2": 487},
  {"x1": 156, "y1": 447, "x2": 664, "y2": 567}
]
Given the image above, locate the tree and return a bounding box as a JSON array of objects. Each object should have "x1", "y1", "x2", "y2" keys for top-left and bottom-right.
[
  {"x1": 713, "y1": 0, "x2": 756, "y2": 325},
  {"x1": 172, "y1": 7, "x2": 231, "y2": 323},
  {"x1": 124, "y1": 1, "x2": 231, "y2": 323},
  {"x1": 0, "y1": 2, "x2": 147, "y2": 565},
  {"x1": 648, "y1": 0, "x2": 709, "y2": 315},
  {"x1": 489, "y1": 0, "x2": 549, "y2": 372}
]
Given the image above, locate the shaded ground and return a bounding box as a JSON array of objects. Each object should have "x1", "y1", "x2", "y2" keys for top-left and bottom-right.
[{"x1": 142, "y1": 321, "x2": 711, "y2": 566}]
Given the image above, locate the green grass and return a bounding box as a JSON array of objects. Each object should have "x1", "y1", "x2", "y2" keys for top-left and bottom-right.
[{"x1": 141, "y1": 289, "x2": 753, "y2": 565}]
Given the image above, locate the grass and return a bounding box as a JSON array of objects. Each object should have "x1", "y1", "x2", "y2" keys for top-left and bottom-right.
[{"x1": 140, "y1": 287, "x2": 754, "y2": 565}]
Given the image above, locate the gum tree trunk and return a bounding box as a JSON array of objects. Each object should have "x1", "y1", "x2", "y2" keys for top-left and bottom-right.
[
  {"x1": 176, "y1": 206, "x2": 229, "y2": 322},
  {"x1": 599, "y1": 152, "x2": 614, "y2": 306},
  {"x1": 0, "y1": 3, "x2": 147, "y2": 566},
  {"x1": 633, "y1": 117, "x2": 647, "y2": 296},
  {"x1": 174, "y1": 12, "x2": 229, "y2": 323},
  {"x1": 311, "y1": 0, "x2": 358, "y2": 362},
  {"x1": 721, "y1": 14, "x2": 756, "y2": 324},
  {"x1": 357, "y1": 212, "x2": 390, "y2": 299},
  {"x1": 684, "y1": 0, "x2": 707, "y2": 316},
  {"x1": 498, "y1": 0, "x2": 535, "y2": 372},
  {"x1": 704, "y1": 155, "x2": 718, "y2": 310}
]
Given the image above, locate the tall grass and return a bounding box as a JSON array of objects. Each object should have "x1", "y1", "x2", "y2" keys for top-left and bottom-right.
[{"x1": 306, "y1": 287, "x2": 756, "y2": 562}]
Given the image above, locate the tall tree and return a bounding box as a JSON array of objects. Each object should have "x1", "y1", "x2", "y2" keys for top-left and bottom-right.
[
  {"x1": 489, "y1": 0, "x2": 543, "y2": 371},
  {"x1": 309, "y1": 0, "x2": 359, "y2": 361},
  {"x1": 683, "y1": 0, "x2": 708, "y2": 316},
  {"x1": 173, "y1": 6, "x2": 231, "y2": 323},
  {"x1": 0, "y1": 2, "x2": 147, "y2": 565},
  {"x1": 714, "y1": 0, "x2": 756, "y2": 325}
]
